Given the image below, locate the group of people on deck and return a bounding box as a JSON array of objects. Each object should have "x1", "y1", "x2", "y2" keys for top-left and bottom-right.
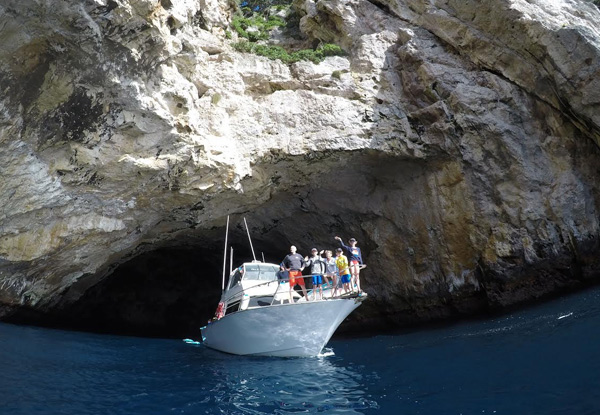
[{"x1": 280, "y1": 236, "x2": 364, "y2": 302}]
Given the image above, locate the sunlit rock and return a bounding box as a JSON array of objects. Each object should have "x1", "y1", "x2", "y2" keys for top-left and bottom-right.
[{"x1": 0, "y1": 0, "x2": 599, "y2": 336}]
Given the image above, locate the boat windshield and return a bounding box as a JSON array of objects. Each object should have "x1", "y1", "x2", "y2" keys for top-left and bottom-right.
[{"x1": 243, "y1": 264, "x2": 280, "y2": 281}]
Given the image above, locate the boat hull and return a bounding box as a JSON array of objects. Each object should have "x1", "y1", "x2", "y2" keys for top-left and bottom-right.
[{"x1": 201, "y1": 297, "x2": 364, "y2": 357}]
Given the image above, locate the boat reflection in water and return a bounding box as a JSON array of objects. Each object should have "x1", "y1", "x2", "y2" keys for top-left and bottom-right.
[{"x1": 194, "y1": 344, "x2": 380, "y2": 413}]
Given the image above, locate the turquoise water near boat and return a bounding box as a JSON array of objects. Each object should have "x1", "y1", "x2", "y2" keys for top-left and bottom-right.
[{"x1": 1, "y1": 285, "x2": 600, "y2": 414}]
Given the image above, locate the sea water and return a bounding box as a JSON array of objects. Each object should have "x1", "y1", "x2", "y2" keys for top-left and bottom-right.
[{"x1": 1, "y1": 285, "x2": 600, "y2": 415}]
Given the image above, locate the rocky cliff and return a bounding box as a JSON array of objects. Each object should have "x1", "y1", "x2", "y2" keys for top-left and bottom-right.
[{"x1": 0, "y1": 0, "x2": 599, "y2": 336}]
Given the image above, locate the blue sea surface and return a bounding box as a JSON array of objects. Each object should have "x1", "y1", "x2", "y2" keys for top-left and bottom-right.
[{"x1": 1, "y1": 285, "x2": 600, "y2": 415}]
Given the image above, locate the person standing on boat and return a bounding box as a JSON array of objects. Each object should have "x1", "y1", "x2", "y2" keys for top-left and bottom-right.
[
  {"x1": 335, "y1": 236, "x2": 363, "y2": 293},
  {"x1": 305, "y1": 248, "x2": 327, "y2": 300},
  {"x1": 282, "y1": 245, "x2": 308, "y2": 302},
  {"x1": 323, "y1": 250, "x2": 339, "y2": 297},
  {"x1": 317, "y1": 250, "x2": 331, "y2": 287},
  {"x1": 335, "y1": 248, "x2": 351, "y2": 294}
]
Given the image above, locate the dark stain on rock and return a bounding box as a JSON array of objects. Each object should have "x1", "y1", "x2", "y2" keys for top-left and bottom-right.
[
  {"x1": 192, "y1": 10, "x2": 208, "y2": 31},
  {"x1": 18, "y1": 52, "x2": 52, "y2": 111},
  {"x1": 167, "y1": 16, "x2": 177, "y2": 34},
  {"x1": 41, "y1": 89, "x2": 104, "y2": 147},
  {"x1": 95, "y1": 0, "x2": 118, "y2": 16},
  {"x1": 160, "y1": 0, "x2": 173, "y2": 9}
]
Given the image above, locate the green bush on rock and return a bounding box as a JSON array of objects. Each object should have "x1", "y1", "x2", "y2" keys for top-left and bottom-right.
[
  {"x1": 230, "y1": 0, "x2": 346, "y2": 64},
  {"x1": 231, "y1": 14, "x2": 286, "y2": 42},
  {"x1": 233, "y1": 41, "x2": 346, "y2": 64}
]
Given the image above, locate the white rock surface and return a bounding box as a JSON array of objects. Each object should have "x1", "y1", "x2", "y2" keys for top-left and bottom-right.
[{"x1": 0, "y1": 0, "x2": 599, "y2": 330}]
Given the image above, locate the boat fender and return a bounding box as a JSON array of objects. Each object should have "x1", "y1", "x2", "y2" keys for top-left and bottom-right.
[
  {"x1": 240, "y1": 293, "x2": 250, "y2": 310},
  {"x1": 215, "y1": 302, "x2": 225, "y2": 319}
]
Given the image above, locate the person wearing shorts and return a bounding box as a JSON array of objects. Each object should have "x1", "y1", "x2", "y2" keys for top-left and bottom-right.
[
  {"x1": 335, "y1": 236, "x2": 363, "y2": 293},
  {"x1": 288, "y1": 270, "x2": 303, "y2": 286},
  {"x1": 335, "y1": 248, "x2": 351, "y2": 294},
  {"x1": 281, "y1": 245, "x2": 307, "y2": 302},
  {"x1": 323, "y1": 250, "x2": 338, "y2": 296},
  {"x1": 305, "y1": 248, "x2": 326, "y2": 300}
]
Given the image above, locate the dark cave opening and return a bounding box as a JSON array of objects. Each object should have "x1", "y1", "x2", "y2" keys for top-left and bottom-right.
[
  {"x1": 38, "y1": 153, "x2": 413, "y2": 338},
  {"x1": 4, "y1": 154, "x2": 443, "y2": 338},
  {"x1": 3, "y1": 152, "x2": 600, "y2": 339},
  {"x1": 57, "y1": 230, "x2": 291, "y2": 339}
]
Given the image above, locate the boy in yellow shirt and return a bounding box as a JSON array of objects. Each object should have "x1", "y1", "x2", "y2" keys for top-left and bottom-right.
[{"x1": 335, "y1": 248, "x2": 351, "y2": 294}]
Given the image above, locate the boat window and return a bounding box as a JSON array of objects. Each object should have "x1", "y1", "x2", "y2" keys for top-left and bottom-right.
[
  {"x1": 229, "y1": 268, "x2": 243, "y2": 288},
  {"x1": 242, "y1": 264, "x2": 280, "y2": 281},
  {"x1": 226, "y1": 300, "x2": 240, "y2": 314}
]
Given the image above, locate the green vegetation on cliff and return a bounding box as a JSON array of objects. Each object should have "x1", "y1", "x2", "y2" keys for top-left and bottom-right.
[
  {"x1": 232, "y1": 41, "x2": 345, "y2": 64},
  {"x1": 231, "y1": 12, "x2": 286, "y2": 42},
  {"x1": 230, "y1": 0, "x2": 346, "y2": 64}
]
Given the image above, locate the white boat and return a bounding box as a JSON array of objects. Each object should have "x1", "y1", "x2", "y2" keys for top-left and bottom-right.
[{"x1": 201, "y1": 261, "x2": 367, "y2": 357}]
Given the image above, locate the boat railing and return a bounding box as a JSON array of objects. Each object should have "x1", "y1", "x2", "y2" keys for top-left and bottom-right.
[
  {"x1": 222, "y1": 273, "x2": 341, "y2": 312},
  {"x1": 222, "y1": 278, "x2": 279, "y2": 304}
]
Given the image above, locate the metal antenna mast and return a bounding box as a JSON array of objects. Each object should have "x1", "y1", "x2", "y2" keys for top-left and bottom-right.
[
  {"x1": 221, "y1": 215, "x2": 229, "y2": 292},
  {"x1": 243, "y1": 217, "x2": 257, "y2": 261}
]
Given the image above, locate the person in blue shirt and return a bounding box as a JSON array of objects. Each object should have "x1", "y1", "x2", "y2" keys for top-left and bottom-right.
[{"x1": 335, "y1": 236, "x2": 363, "y2": 293}]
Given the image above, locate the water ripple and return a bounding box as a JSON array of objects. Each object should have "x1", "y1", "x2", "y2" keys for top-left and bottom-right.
[{"x1": 4, "y1": 285, "x2": 600, "y2": 414}]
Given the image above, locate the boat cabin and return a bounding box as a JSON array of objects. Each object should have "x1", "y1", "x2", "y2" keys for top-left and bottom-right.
[{"x1": 220, "y1": 262, "x2": 301, "y2": 316}]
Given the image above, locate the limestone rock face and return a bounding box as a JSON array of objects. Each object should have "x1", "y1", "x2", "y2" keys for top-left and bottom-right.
[{"x1": 0, "y1": 0, "x2": 599, "y2": 335}]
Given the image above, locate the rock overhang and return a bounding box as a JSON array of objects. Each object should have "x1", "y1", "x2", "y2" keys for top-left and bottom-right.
[{"x1": 1, "y1": 0, "x2": 600, "y2": 336}]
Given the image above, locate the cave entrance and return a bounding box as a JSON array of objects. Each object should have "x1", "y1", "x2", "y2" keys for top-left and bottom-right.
[
  {"x1": 54, "y1": 153, "x2": 421, "y2": 338},
  {"x1": 60, "y1": 229, "x2": 283, "y2": 339}
]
